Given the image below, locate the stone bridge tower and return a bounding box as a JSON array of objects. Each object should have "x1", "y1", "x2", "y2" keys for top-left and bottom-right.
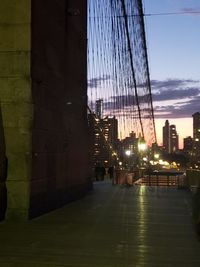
[{"x1": 0, "y1": 0, "x2": 91, "y2": 220}]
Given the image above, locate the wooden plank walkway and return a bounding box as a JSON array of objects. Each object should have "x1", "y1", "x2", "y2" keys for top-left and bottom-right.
[{"x1": 0, "y1": 181, "x2": 200, "y2": 267}]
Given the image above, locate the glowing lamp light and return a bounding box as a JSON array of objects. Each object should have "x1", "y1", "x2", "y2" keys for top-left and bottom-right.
[
  {"x1": 138, "y1": 143, "x2": 147, "y2": 151},
  {"x1": 154, "y1": 153, "x2": 159, "y2": 159},
  {"x1": 119, "y1": 161, "x2": 122, "y2": 166},
  {"x1": 125, "y1": 150, "x2": 131, "y2": 156}
]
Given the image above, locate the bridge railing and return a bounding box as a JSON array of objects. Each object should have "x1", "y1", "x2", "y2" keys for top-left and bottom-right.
[
  {"x1": 111, "y1": 169, "x2": 200, "y2": 188},
  {"x1": 139, "y1": 171, "x2": 186, "y2": 187},
  {"x1": 112, "y1": 169, "x2": 187, "y2": 187}
]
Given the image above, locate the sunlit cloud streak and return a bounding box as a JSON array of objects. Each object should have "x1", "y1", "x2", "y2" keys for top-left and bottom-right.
[
  {"x1": 89, "y1": 77, "x2": 200, "y2": 119},
  {"x1": 152, "y1": 88, "x2": 200, "y2": 101},
  {"x1": 151, "y1": 78, "x2": 199, "y2": 90},
  {"x1": 152, "y1": 78, "x2": 200, "y2": 118},
  {"x1": 155, "y1": 96, "x2": 200, "y2": 118}
]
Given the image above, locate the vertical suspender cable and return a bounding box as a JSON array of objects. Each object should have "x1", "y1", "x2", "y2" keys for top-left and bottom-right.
[
  {"x1": 120, "y1": 0, "x2": 144, "y2": 139},
  {"x1": 138, "y1": 0, "x2": 157, "y2": 143}
]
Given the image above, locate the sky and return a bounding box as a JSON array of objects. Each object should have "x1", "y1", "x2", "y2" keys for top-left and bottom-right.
[{"x1": 142, "y1": 0, "x2": 200, "y2": 147}]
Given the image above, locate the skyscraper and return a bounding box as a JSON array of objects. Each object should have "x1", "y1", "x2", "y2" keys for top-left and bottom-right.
[
  {"x1": 163, "y1": 120, "x2": 170, "y2": 152},
  {"x1": 162, "y1": 120, "x2": 179, "y2": 153},
  {"x1": 193, "y1": 112, "x2": 200, "y2": 139},
  {"x1": 88, "y1": 114, "x2": 118, "y2": 167},
  {"x1": 183, "y1": 136, "x2": 193, "y2": 154},
  {"x1": 170, "y1": 125, "x2": 179, "y2": 153},
  {"x1": 95, "y1": 99, "x2": 103, "y2": 119},
  {"x1": 192, "y1": 112, "x2": 200, "y2": 163}
]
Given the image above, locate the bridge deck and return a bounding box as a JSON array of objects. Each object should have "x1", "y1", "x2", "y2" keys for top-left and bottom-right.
[{"x1": 0, "y1": 182, "x2": 200, "y2": 267}]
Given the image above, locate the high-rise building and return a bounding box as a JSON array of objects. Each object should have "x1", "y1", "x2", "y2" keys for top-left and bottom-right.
[
  {"x1": 193, "y1": 112, "x2": 200, "y2": 139},
  {"x1": 162, "y1": 120, "x2": 179, "y2": 153},
  {"x1": 95, "y1": 99, "x2": 103, "y2": 118},
  {"x1": 183, "y1": 136, "x2": 193, "y2": 154},
  {"x1": 163, "y1": 120, "x2": 170, "y2": 152},
  {"x1": 88, "y1": 114, "x2": 118, "y2": 167},
  {"x1": 120, "y1": 131, "x2": 139, "y2": 168},
  {"x1": 170, "y1": 124, "x2": 179, "y2": 153},
  {"x1": 122, "y1": 131, "x2": 138, "y2": 154},
  {"x1": 192, "y1": 112, "x2": 200, "y2": 163}
]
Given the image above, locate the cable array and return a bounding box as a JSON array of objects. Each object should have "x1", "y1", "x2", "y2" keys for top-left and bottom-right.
[{"x1": 87, "y1": 0, "x2": 156, "y2": 146}]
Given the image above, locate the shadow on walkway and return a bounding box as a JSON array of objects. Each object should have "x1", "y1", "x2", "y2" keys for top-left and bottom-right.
[{"x1": 0, "y1": 182, "x2": 200, "y2": 267}]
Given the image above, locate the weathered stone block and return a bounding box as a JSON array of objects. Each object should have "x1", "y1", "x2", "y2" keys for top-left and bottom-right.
[
  {"x1": 15, "y1": 78, "x2": 32, "y2": 102},
  {"x1": 0, "y1": 24, "x2": 30, "y2": 51},
  {"x1": 6, "y1": 180, "x2": 29, "y2": 220},
  {"x1": 4, "y1": 128, "x2": 32, "y2": 153},
  {"x1": 7, "y1": 152, "x2": 31, "y2": 181},
  {"x1": 1, "y1": 102, "x2": 33, "y2": 127},
  {"x1": 0, "y1": 51, "x2": 30, "y2": 76},
  {"x1": 0, "y1": 0, "x2": 31, "y2": 24},
  {"x1": 0, "y1": 77, "x2": 31, "y2": 103}
]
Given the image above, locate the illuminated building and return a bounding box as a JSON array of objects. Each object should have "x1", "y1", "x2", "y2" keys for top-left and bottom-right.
[
  {"x1": 163, "y1": 120, "x2": 170, "y2": 153},
  {"x1": 88, "y1": 114, "x2": 118, "y2": 166},
  {"x1": 120, "y1": 132, "x2": 139, "y2": 168},
  {"x1": 192, "y1": 112, "x2": 200, "y2": 163},
  {"x1": 122, "y1": 131, "x2": 138, "y2": 154},
  {"x1": 183, "y1": 136, "x2": 193, "y2": 155},
  {"x1": 170, "y1": 124, "x2": 179, "y2": 153},
  {"x1": 162, "y1": 120, "x2": 179, "y2": 153},
  {"x1": 95, "y1": 99, "x2": 103, "y2": 119}
]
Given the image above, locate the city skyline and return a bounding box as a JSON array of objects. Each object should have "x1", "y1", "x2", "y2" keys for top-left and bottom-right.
[{"x1": 143, "y1": 0, "x2": 200, "y2": 147}]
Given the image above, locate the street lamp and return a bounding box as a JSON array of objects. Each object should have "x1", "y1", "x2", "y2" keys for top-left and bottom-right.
[
  {"x1": 138, "y1": 142, "x2": 147, "y2": 152},
  {"x1": 154, "y1": 153, "x2": 159, "y2": 160},
  {"x1": 125, "y1": 150, "x2": 131, "y2": 156}
]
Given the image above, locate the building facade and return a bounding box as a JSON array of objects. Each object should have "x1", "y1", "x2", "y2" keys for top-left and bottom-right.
[
  {"x1": 95, "y1": 99, "x2": 103, "y2": 119},
  {"x1": 162, "y1": 120, "x2": 179, "y2": 153},
  {"x1": 170, "y1": 125, "x2": 179, "y2": 153},
  {"x1": 192, "y1": 112, "x2": 200, "y2": 164},
  {"x1": 0, "y1": 0, "x2": 92, "y2": 221},
  {"x1": 88, "y1": 114, "x2": 118, "y2": 167},
  {"x1": 183, "y1": 136, "x2": 193, "y2": 155},
  {"x1": 163, "y1": 120, "x2": 170, "y2": 153}
]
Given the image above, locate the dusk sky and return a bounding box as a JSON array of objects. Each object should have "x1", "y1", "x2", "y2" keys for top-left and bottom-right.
[{"x1": 143, "y1": 0, "x2": 200, "y2": 147}]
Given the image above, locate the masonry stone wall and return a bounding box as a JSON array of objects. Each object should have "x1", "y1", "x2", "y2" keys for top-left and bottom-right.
[
  {"x1": 0, "y1": 0, "x2": 92, "y2": 220},
  {"x1": 30, "y1": 0, "x2": 92, "y2": 217},
  {"x1": 0, "y1": 0, "x2": 32, "y2": 219}
]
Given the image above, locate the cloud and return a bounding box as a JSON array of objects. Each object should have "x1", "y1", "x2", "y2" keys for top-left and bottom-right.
[
  {"x1": 104, "y1": 79, "x2": 200, "y2": 108},
  {"x1": 180, "y1": 7, "x2": 200, "y2": 16},
  {"x1": 151, "y1": 78, "x2": 199, "y2": 91},
  {"x1": 89, "y1": 77, "x2": 200, "y2": 119},
  {"x1": 154, "y1": 95, "x2": 200, "y2": 118},
  {"x1": 152, "y1": 87, "x2": 200, "y2": 101},
  {"x1": 87, "y1": 75, "x2": 111, "y2": 88},
  {"x1": 151, "y1": 78, "x2": 200, "y2": 118}
]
